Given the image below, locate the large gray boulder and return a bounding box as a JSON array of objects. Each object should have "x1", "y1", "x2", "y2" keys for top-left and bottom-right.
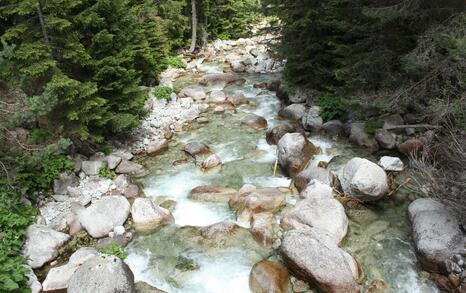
[
  {"x1": 340, "y1": 158, "x2": 388, "y2": 202},
  {"x1": 104, "y1": 155, "x2": 122, "y2": 170},
  {"x1": 131, "y1": 198, "x2": 174, "y2": 232},
  {"x1": 179, "y1": 85, "x2": 206, "y2": 101},
  {"x1": 116, "y1": 160, "x2": 145, "y2": 175},
  {"x1": 241, "y1": 114, "x2": 268, "y2": 130},
  {"x1": 78, "y1": 196, "x2": 130, "y2": 238},
  {"x1": 348, "y1": 123, "x2": 378, "y2": 150},
  {"x1": 280, "y1": 230, "x2": 360, "y2": 293},
  {"x1": 266, "y1": 124, "x2": 295, "y2": 145},
  {"x1": 408, "y1": 198, "x2": 464, "y2": 273},
  {"x1": 53, "y1": 172, "x2": 79, "y2": 195},
  {"x1": 229, "y1": 187, "x2": 286, "y2": 222},
  {"x1": 42, "y1": 248, "x2": 99, "y2": 292},
  {"x1": 299, "y1": 180, "x2": 334, "y2": 200},
  {"x1": 279, "y1": 104, "x2": 307, "y2": 121},
  {"x1": 294, "y1": 167, "x2": 334, "y2": 192},
  {"x1": 81, "y1": 161, "x2": 105, "y2": 176},
  {"x1": 67, "y1": 254, "x2": 135, "y2": 293},
  {"x1": 302, "y1": 106, "x2": 323, "y2": 132},
  {"x1": 23, "y1": 224, "x2": 70, "y2": 269},
  {"x1": 184, "y1": 142, "x2": 211, "y2": 156},
  {"x1": 277, "y1": 133, "x2": 319, "y2": 177},
  {"x1": 281, "y1": 197, "x2": 348, "y2": 244},
  {"x1": 374, "y1": 129, "x2": 396, "y2": 150}
]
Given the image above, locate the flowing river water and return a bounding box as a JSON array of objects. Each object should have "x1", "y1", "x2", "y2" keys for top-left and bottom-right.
[{"x1": 124, "y1": 60, "x2": 439, "y2": 292}]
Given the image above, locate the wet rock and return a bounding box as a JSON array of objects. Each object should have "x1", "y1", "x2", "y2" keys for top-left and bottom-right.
[
  {"x1": 42, "y1": 247, "x2": 99, "y2": 292},
  {"x1": 277, "y1": 133, "x2": 319, "y2": 177},
  {"x1": 67, "y1": 254, "x2": 135, "y2": 293},
  {"x1": 249, "y1": 260, "x2": 290, "y2": 293},
  {"x1": 266, "y1": 124, "x2": 295, "y2": 145},
  {"x1": 78, "y1": 196, "x2": 130, "y2": 238},
  {"x1": 131, "y1": 198, "x2": 174, "y2": 232},
  {"x1": 81, "y1": 160, "x2": 105, "y2": 176},
  {"x1": 207, "y1": 90, "x2": 227, "y2": 103},
  {"x1": 340, "y1": 158, "x2": 389, "y2": 202},
  {"x1": 116, "y1": 160, "x2": 146, "y2": 175},
  {"x1": 53, "y1": 172, "x2": 79, "y2": 195},
  {"x1": 251, "y1": 212, "x2": 274, "y2": 247},
  {"x1": 179, "y1": 85, "x2": 206, "y2": 101},
  {"x1": 23, "y1": 224, "x2": 70, "y2": 269},
  {"x1": 279, "y1": 104, "x2": 307, "y2": 121},
  {"x1": 135, "y1": 281, "x2": 167, "y2": 293},
  {"x1": 299, "y1": 180, "x2": 334, "y2": 200},
  {"x1": 227, "y1": 93, "x2": 248, "y2": 106},
  {"x1": 146, "y1": 139, "x2": 169, "y2": 156},
  {"x1": 40, "y1": 201, "x2": 72, "y2": 232},
  {"x1": 374, "y1": 129, "x2": 396, "y2": 150},
  {"x1": 199, "y1": 73, "x2": 246, "y2": 87},
  {"x1": 378, "y1": 156, "x2": 404, "y2": 172},
  {"x1": 200, "y1": 154, "x2": 222, "y2": 171},
  {"x1": 241, "y1": 114, "x2": 268, "y2": 130},
  {"x1": 302, "y1": 106, "x2": 323, "y2": 132},
  {"x1": 294, "y1": 167, "x2": 334, "y2": 192},
  {"x1": 184, "y1": 142, "x2": 211, "y2": 157},
  {"x1": 398, "y1": 138, "x2": 424, "y2": 156},
  {"x1": 189, "y1": 185, "x2": 237, "y2": 202},
  {"x1": 231, "y1": 60, "x2": 246, "y2": 73},
  {"x1": 280, "y1": 230, "x2": 360, "y2": 293},
  {"x1": 349, "y1": 123, "x2": 378, "y2": 151},
  {"x1": 198, "y1": 221, "x2": 240, "y2": 240},
  {"x1": 408, "y1": 198, "x2": 464, "y2": 272},
  {"x1": 322, "y1": 120, "x2": 344, "y2": 137},
  {"x1": 229, "y1": 187, "x2": 286, "y2": 222},
  {"x1": 281, "y1": 197, "x2": 348, "y2": 244}
]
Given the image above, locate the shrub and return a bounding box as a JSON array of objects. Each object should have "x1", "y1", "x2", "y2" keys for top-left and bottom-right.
[
  {"x1": 155, "y1": 86, "x2": 173, "y2": 100},
  {"x1": 98, "y1": 166, "x2": 116, "y2": 180},
  {"x1": 98, "y1": 244, "x2": 127, "y2": 260},
  {"x1": 166, "y1": 56, "x2": 185, "y2": 69},
  {"x1": 316, "y1": 93, "x2": 347, "y2": 122},
  {"x1": 364, "y1": 120, "x2": 384, "y2": 135}
]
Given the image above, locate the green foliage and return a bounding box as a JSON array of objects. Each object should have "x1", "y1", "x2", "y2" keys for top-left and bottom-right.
[
  {"x1": 155, "y1": 86, "x2": 173, "y2": 100},
  {"x1": 166, "y1": 56, "x2": 185, "y2": 69},
  {"x1": 0, "y1": 185, "x2": 36, "y2": 292},
  {"x1": 98, "y1": 165, "x2": 116, "y2": 179},
  {"x1": 14, "y1": 153, "x2": 73, "y2": 197},
  {"x1": 98, "y1": 244, "x2": 127, "y2": 260},
  {"x1": 364, "y1": 120, "x2": 384, "y2": 136},
  {"x1": 317, "y1": 94, "x2": 347, "y2": 122}
]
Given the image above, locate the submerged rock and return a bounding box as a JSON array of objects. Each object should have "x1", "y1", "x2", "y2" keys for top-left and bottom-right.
[
  {"x1": 277, "y1": 133, "x2": 319, "y2": 177},
  {"x1": 67, "y1": 254, "x2": 136, "y2": 293},
  {"x1": 241, "y1": 114, "x2": 268, "y2": 130},
  {"x1": 229, "y1": 187, "x2": 286, "y2": 222},
  {"x1": 23, "y1": 224, "x2": 70, "y2": 269},
  {"x1": 280, "y1": 230, "x2": 360, "y2": 293},
  {"x1": 131, "y1": 198, "x2": 174, "y2": 232},
  {"x1": 408, "y1": 198, "x2": 464, "y2": 273},
  {"x1": 200, "y1": 154, "x2": 222, "y2": 171},
  {"x1": 184, "y1": 141, "x2": 211, "y2": 156},
  {"x1": 189, "y1": 185, "x2": 237, "y2": 202},
  {"x1": 249, "y1": 260, "x2": 291, "y2": 293},
  {"x1": 78, "y1": 195, "x2": 130, "y2": 238},
  {"x1": 266, "y1": 124, "x2": 295, "y2": 145},
  {"x1": 294, "y1": 166, "x2": 334, "y2": 192},
  {"x1": 340, "y1": 158, "x2": 388, "y2": 202}
]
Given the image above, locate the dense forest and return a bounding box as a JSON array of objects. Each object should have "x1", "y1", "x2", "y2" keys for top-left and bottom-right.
[{"x1": 0, "y1": 0, "x2": 464, "y2": 292}]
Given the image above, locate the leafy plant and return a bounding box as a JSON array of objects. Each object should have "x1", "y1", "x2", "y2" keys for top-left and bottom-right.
[
  {"x1": 166, "y1": 56, "x2": 185, "y2": 69},
  {"x1": 98, "y1": 244, "x2": 127, "y2": 260},
  {"x1": 98, "y1": 166, "x2": 116, "y2": 180},
  {"x1": 317, "y1": 93, "x2": 347, "y2": 122},
  {"x1": 364, "y1": 120, "x2": 384, "y2": 135},
  {"x1": 155, "y1": 86, "x2": 173, "y2": 100}
]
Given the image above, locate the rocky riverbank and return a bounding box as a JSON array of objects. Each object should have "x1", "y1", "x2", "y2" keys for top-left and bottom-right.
[{"x1": 23, "y1": 27, "x2": 465, "y2": 293}]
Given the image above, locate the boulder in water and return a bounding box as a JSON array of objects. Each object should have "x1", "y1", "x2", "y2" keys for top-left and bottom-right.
[
  {"x1": 184, "y1": 142, "x2": 211, "y2": 156},
  {"x1": 116, "y1": 160, "x2": 146, "y2": 175},
  {"x1": 277, "y1": 133, "x2": 319, "y2": 177},
  {"x1": 229, "y1": 187, "x2": 286, "y2": 222},
  {"x1": 178, "y1": 85, "x2": 206, "y2": 101},
  {"x1": 266, "y1": 124, "x2": 295, "y2": 145},
  {"x1": 408, "y1": 198, "x2": 464, "y2": 273},
  {"x1": 280, "y1": 230, "x2": 360, "y2": 293},
  {"x1": 251, "y1": 212, "x2": 274, "y2": 247},
  {"x1": 294, "y1": 167, "x2": 334, "y2": 192},
  {"x1": 241, "y1": 114, "x2": 268, "y2": 130},
  {"x1": 340, "y1": 157, "x2": 389, "y2": 202},
  {"x1": 131, "y1": 198, "x2": 174, "y2": 232},
  {"x1": 227, "y1": 93, "x2": 248, "y2": 106},
  {"x1": 279, "y1": 104, "x2": 307, "y2": 121},
  {"x1": 207, "y1": 90, "x2": 227, "y2": 103},
  {"x1": 146, "y1": 139, "x2": 169, "y2": 156},
  {"x1": 189, "y1": 186, "x2": 237, "y2": 202},
  {"x1": 200, "y1": 154, "x2": 222, "y2": 171},
  {"x1": 249, "y1": 260, "x2": 291, "y2": 293}
]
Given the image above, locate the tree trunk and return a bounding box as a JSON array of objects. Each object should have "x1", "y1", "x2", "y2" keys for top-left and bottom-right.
[
  {"x1": 37, "y1": 0, "x2": 50, "y2": 45},
  {"x1": 189, "y1": 0, "x2": 197, "y2": 52}
]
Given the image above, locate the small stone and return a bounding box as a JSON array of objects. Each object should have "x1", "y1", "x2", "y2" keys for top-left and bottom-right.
[
  {"x1": 378, "y1": 156, "x2": 404, "y2": 172},
  {"x1": 113, "y1": 225, "x2": 125, "y2": 235}
]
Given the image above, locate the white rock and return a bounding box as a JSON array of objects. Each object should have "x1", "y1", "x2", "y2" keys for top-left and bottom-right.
[
  {"x1": 207, "y1": 90, "x2": 226, "y2": 103},
  {"x1": 378, "y1": 156, "x2": 404, "y2": 172},
  {"x1": 104, "y1": 155, "x2": 122, "y2": 170},
  {"x1": 131, "y1": 198, "x2": 174, "y2": 231},
  {"x1": 23, "y1": 224, "x2": 70, "y2": 269},
  {"x1": 113, "y1": 225, "x2": 125, "y2": 235},
  {"x1": 39, "y1": 201, "x2": 72, "y2": 232},
  {"x1": 78, "y1": 196, "x2": 130, "y2": 238},
  {"x1": 299, "y1": 180, "x2": 333, "y2": 200},
  {"x1": 81, "y1": 161, "x2": 105, "y2": 176},
  {"x1": 26, "y1": 266, "x2": 42, "y2": 293}
]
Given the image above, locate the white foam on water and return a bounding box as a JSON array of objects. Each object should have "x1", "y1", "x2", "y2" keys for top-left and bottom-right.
[
  {"x1": 173, "y1": 199, "x2": 233, "y2": 227},
  {"x1": 244, "y1": 175, "x2": 291, "y2": 188},
  {"x1": 309, "y1": 136, "x2": 334, "y2": 149},
  {"x1": 197, "y1": 63, "x2": 223, "y2": 74},
  {"x1": 251, "y1": 138, "x2": 276, "y2": 163},
  {"x1": 144, "y1": 168, "x2": 205, "y2": 199},
  {"x1": 309, "y1": 154, "x2": 334, "y2": 167},
  {"x1": 212, "y1": 141, "x2": 243, "y2": 163}
]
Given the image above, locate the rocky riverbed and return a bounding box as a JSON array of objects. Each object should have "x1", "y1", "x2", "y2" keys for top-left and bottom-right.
[{"x1": 24, "y1": 28, "x2": 465, "y2": 293}]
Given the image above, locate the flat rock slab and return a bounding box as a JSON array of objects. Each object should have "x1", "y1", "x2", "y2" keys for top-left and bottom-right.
[
  {"x1": 189, "y1": 185, "x2": 238, "y2": 202},
  {"x1": 23, "y1": 224, "x2": 70, "y2": 269}
]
